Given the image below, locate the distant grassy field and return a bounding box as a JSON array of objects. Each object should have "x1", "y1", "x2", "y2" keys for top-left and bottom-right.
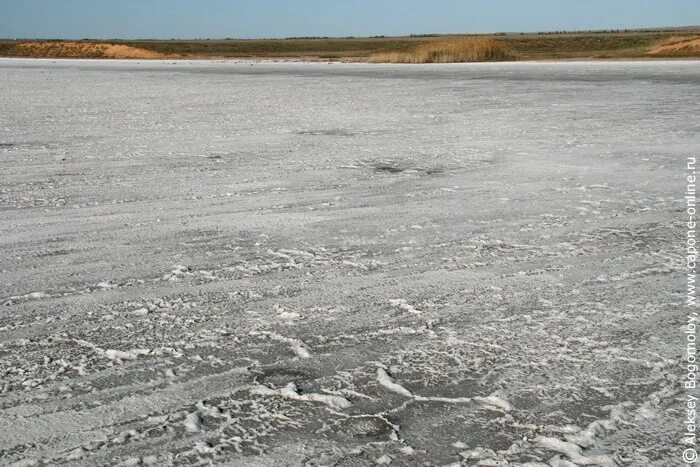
[{"x1": 1, "y1": 28, "x2": 699, "y2": 61}]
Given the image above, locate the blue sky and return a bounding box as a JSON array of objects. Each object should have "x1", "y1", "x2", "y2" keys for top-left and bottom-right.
[{"x1": 2, "y1": 0, "x2": 699, "y2": 39}]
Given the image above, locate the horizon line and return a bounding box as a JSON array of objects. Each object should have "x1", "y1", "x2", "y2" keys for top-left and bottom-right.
[{"x1": 2, "y1": 24, "x2": 699, "y2": 42}]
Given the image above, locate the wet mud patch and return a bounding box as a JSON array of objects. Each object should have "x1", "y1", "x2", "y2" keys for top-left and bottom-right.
[
  {"x1": 373, "y1": 162, "x2": 405, "y2": 174},
  {"x1": 394, "y1": 403, "x2": 522, "y2": 462},
  {"x1": 35, "y1": 248, "x2": 73, "y2": 258},
  {"x1": 525, "y1": 385, "x2": 629, "y2": 424},
  {"x1": 296, "y1": 129, "x2": 356, "y2": 137},
  {"x1": 0, "y1": 141, "x2": 54, "y2": 151},
  {"x1": 332, "y1": 415, "x2": 396, "y2": 441},
  {"x1": 425, "y1": 166, "x2": 445, "y2": 175},
  {"x1": 253, "y1": 366, "x2": 318, "y2": 388},
  {"x1": 414, "y1": 378, "x2": 485, "y2": 400},
  {"x1": 371, "y1": 160, "x2": 447, "y2": 176}
]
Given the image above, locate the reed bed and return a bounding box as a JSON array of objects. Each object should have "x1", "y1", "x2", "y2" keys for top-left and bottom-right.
[{"x1": 370, "y1": 37, "x2": 515, "y2": 63}]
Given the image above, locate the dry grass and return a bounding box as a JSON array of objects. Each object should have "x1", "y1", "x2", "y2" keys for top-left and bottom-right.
[{"x1": 369, "y1": 37, "x2": 515, "y2": 63}]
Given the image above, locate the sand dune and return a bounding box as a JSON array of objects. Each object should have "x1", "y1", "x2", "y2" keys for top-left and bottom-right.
[
  {"x1": 647, "y1": 36, "x2": 700, "y2": 55},
  {"x1": 16, "y1": 41, "x2": 168, "y2": 59}
]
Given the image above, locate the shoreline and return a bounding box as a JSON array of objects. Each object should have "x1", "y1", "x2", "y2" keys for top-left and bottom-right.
[{"x1": 1, "y1": 55, "x2": 699, "y2": 63}]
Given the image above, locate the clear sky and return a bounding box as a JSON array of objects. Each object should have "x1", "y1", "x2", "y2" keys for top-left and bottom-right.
[{"x1": 2, "y1": 0, "x2": 699, "y2": 40}]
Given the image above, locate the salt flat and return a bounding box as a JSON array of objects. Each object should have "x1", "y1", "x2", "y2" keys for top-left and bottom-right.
[{"x1": 1, "y1": 59, "x2": 699, "y2": 465}]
